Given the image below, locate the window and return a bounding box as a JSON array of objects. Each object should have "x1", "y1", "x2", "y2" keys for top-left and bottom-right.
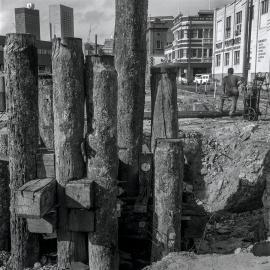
[
  {"x1": 203, "y1": 49, "x2": 208, "y2": 57},
  {"x1": 198, "y1": 29, "x2": 203, "y2": 38},
  {"x1": 192, "y1": 30, "x2": 198, "y2": 38},
  {"x1": 156, "y1": 40, "x2": 161, "y2": 49},
  {"x1": 225, "y1": 52, "x2": 230, "y2": 66},
  {"x1": 204, "y1": 29, "x2": 209, "y2": 38},
  {"x1": 225, "y1": 16, "x2": 231, "y2": 39},
  {"x1": 192, "y1": 49, "x2": 197, "y2": 57},
  {"x1": 261, "y1": 0, "x2": 269, "y2": 15},
  {"x1": 172, "y1": 51, "x2": 175, "y2": 59},
  {"x1": 180, "y1": 49, "x2": 184, "y2": 58},
  {"x1": 235, "y1": 11, "x2": 242, "y2": 36},
  {"x1": 180, "y1": 30, "x2": 185, "y2": 39},
  {"x1": 234, "y1": 50, "x2": 240, "y2": 65},
  {"x1": 198, "y1": 49, "x2": 202, "y2": 58},
  {"x1": 209, "y1": 48, "x2": 213, "y2": 57},
  {"x1": 216, "y1": 54, "x2": 221, "y2": 66}
]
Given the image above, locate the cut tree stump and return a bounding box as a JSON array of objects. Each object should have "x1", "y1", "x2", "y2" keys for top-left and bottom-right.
[
  {"x1": 86, "y1": 55, "x2": 118, "y2": 270},
  {"x1": 38, "y1": 74, "x2": 54, "y2": 150},
  {"x1": 152, "y1": 139, "x2": 184, "y2": 262},
  {"x1": 52, "y1": 37, "x2": 87, "y2": 268},
  {"x1": 66, "y1": 179, "x2": 95, "y2": 209},
  {"x1": 5, "y1": 33, "x2": 40, "y2": 269},
  {"x1": 151, "y1": 67, "x2": 179, "y2": 152},
  {"x1": 15, "y1": 178, "x2": 56, "y2": 218},
  {"x1": 115, "y1": 0, "x2": 148, "y2": 196}
]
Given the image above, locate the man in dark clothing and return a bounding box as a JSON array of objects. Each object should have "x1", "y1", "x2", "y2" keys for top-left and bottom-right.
[{"x1": 220, "y1": 68, "x2": 243, "y2": 116}]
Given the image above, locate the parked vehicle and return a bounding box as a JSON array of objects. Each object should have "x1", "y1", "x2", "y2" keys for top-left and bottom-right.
[
  {"x1": 178, "y1": 76, "x2": 188, "y2": 85},
  {"x1": 194, "y1": 74, "x2": 212, "y2": 84}
]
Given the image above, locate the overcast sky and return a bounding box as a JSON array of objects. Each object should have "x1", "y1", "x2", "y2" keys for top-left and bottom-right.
[{"x1": 0, "y1": 0, "x2": 232, "y2": 42}]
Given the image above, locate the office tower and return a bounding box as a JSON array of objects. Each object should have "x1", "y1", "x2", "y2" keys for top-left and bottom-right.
[
  {"x1": 15, "y1": 3, "x2": 40, "y2": 40},
  {"x1": 49, "y1": 4, "x2": 74, "y2": 40}
]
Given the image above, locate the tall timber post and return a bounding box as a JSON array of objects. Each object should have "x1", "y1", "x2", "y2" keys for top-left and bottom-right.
[
  {"x1": 52, "y1": 37, "x2": 87, "y2": 269},
  {"x1": 5, "y1": 33, "x2": 39, "y2": 270},
  {"x1": 114, "y1": 0, "x2": 148, "y2": 196},
  {"x1": 86, "y1": 55, "x2": 119, "y2": 270}
]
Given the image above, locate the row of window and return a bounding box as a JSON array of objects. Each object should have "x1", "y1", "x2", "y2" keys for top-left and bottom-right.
[
  {"x1": 225, "y1": 11, "x2": 242, "y2": 39},
  {"x1": 38, "y1": 49, "x2": 52, "y2": 55},
  {"x1": 216, "y1": 50, "x2": 240, "y2": 67},
  {"x1": 175, "y1": 28, "x2": 213, "y2": 40},
  {"x1": 167, "y1": 48, "x2": 213, "y2": 60}
]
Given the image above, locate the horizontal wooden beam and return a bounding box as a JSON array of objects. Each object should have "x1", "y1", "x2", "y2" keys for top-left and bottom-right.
[
  {"x1": 66, "y1": 179, "x2": 95, "y2": 209},
  {"x1": 144, "y1": 110, "x2": 243, "y2": 120},
  {"x1": 27, "y1": 210, "x2": 56, "y2": 234},
  {"x1": 15, "y1": 178, "x2": 56, "y2": 218},
  {"x1": 68, "y1": 209, "x2": 94, "y2": 232}
]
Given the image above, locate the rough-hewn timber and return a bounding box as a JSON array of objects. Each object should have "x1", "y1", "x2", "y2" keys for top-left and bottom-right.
[
  {"x1": 152, "y1": 139, "x2": 184, "y2": 262},
  {"x1": 0, "y1": 76, "x2": 6, "y2": 112},
  {"x1": 38, "y1": 75, "x2": 54, "y2": 149},
  {"x1": 151, "y1": 68, "x2": 179, "y2": 152},
  {"x1": 5, "y1": 33, "x2": 39, "y2": 269},
  {"x1": 86, "y1": 55, "x2": 118, "y2": 270},
  {"x1": 114, "y1": 0, "x2": 148, "y2": 196},
  {"x1": 52, "y1": 37, "x2": 87, "y2": 268}
]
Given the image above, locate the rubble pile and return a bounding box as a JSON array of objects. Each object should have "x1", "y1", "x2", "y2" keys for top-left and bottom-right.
[{"x1": 143, "y1": 252, "x2": 270, "y2": 270}]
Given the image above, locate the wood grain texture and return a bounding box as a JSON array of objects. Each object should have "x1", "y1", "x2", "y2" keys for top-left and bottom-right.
[
  {"x1": 52, "y1": 37, "x2": 87, "y2": 268},
  {"x1": 86, "y1": 55, "x2": 118, "y2": 270},
  {"x1": 151, "y1": 69, "x2": 179, "y2": 152},
  {"x1": 152, "y1": 139, "x2": 184, "y2": 262},
  {"x1": 15, "y1": 178, "x2": 56, "y2": 218},
  {"x1": 5, "y1": 33, "x2": 39, "y2": 269},
  {"x1": 114, "y1": 0, "x2": 148, "y2": 196},
  {"x1": 38, "y1": 75, "x2": 54, "y2": 150}
]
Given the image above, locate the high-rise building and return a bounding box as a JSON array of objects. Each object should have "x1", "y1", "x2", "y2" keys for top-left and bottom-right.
[
  {"x1": 15, "y1": 3, "x2": 40, "y2": 40},
  {"x1": 49, "y1": 4, "x2": 74, "y2": 40}
]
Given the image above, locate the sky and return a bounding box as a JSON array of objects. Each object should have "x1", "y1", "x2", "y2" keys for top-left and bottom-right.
[{"x1": 0, "y1": 0, "x2": 232, "y2": 42}]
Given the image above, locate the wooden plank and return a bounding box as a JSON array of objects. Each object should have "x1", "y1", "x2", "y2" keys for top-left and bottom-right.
[
  {"x1": 15, "y1": 178, "x2": 56, "y2": 218},
  {"x1": 144, "y1": 110, "x2": 244, "y2": 120},
  {"x1": 36, "y1": 152, "x2": 55, "y2": 179},
  {"x1": 27, "y1": 211, "x2": 56, "y2": 234},
  {"x1": 68, "y1": 209, "x2": 95, "y2": 232},
  {"x1": 66, "y1": 179, "x2": 95, "y2": 209}
]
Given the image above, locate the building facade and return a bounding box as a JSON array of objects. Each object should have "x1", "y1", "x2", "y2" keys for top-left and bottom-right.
[
  {"x1": 212, "y1": 0, "x2": 270, "y2": 83},
  {"x1": 164, "y1": 11, "x2": 214, "y2": 83},
  {"x1": 15, "y1": 3, "x2": 40, "y2": 40},
  {"x1": 0, "y1": 36, "x2": 52, "y2": 74},
  {"x1": 49, "y1": 4, "x2": 74, "y2": 40}
]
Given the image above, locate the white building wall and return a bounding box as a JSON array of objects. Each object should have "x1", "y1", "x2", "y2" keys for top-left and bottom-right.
[{"x1": 212, "y1": 0, "x2": 270, "y2": 84}]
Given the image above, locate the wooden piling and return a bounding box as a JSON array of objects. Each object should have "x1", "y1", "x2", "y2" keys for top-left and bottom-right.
[
  {"x1": 5, "y1": 33, "x2": 39, "y2": 269},
  {"x1": 86, "y1": 55, "x2": 118, "y2": 270},
  {"x1": 38, "y1": 74, "x2": 54, "y2": 149},
  {"x1": 52, "y1": 37, "x2": 87, "y2": 269},
  {"x1": 114, "y1": 0, "x2": 148, "y2": 196},
  {"x1": 0, "y1": 76, "x2": 5, "y2": 112},
  {"x1": 152, "y1": 139, "x2": 183, "y2": 262},
  {"x1": 151, "y1": 67, "x2": 179, "y2": 152}
]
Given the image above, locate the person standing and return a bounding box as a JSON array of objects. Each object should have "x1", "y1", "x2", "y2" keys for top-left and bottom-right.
[{"x1": 220, "y1": 68, "x2": 243, "y2": 116}]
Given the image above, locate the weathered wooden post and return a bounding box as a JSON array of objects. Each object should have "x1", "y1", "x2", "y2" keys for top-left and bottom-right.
[
  {"x1": 152, "y1": 138, "x2": 184, "y2": 262},
  {"x1": 38, "y1": 74, "x2": 54, "y2": 149},
  {"x1": 114, "y1": 0, "x2": 148, "y2": 196},
  {"x1": 52, "y1": 37, "x2": 87, "y2": 268},
  {"x1": 0, "y1": 75, "x2": 6, "y2": 112},
  {"x1": 86, "y1": 55, "x2": 119, "y2": 270},
  {"x1": 85, "y1": 56, "x2": 93, "y2": 134},
  {"x1": 151, "y1": 67, "x2": 179, "y2": 152},
  {"x1": 5, "y1": 33, "x2": 39, "y2": 269}
]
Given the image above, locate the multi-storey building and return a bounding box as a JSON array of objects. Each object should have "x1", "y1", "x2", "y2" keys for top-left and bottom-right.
[
  {"x1": 0, "y1": 36, "x2": 52, "y2": 74},
  {"x1": 146, "y1": 16, "x2": 174, "y2": 90},
  {"x1": 164, "y1": 11, "x2": 214, "y2": 83},
  {"x1": 212, "y1": 0, "x2": 270, "y2": 83},
  {"x1": 15, "y1": 3, "x2": 40, "y2": 40},
  {"x1": 49, "y1": 4, "x2": 74, "y2": 40}
]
